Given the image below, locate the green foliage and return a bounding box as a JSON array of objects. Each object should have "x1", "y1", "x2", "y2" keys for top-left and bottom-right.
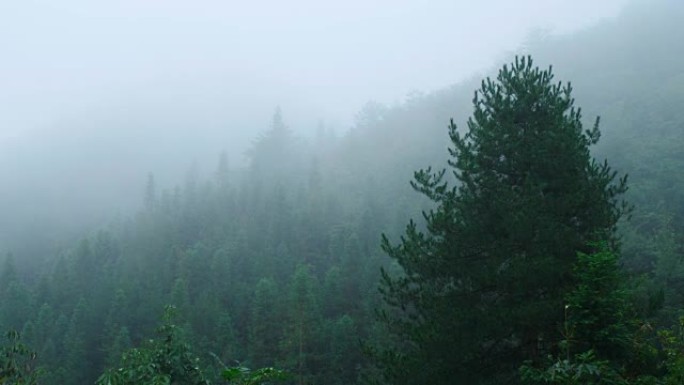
[
  {"x1": 0, "y1": 256, "x2": 33, "y2": 334},
  {"x1": 96, "y1": 306, "x2": 210, "y2": 385},
  {"x1": 248, "y1": 278, "x2": 282, "y2": 369},
  {"x1": 64, "y1": 297, "x2": 89, "y2": 385},
  {"x1": 375, "y1": 56, "x2": 628, "y2": 384},
  {"x1": 521, "y1": 249, "x2": 627, "y2": 385},
  {"x1": 519, "y1": 246, "x2": 662, "y2": 385},
  {"x1": 2, "y1": 4, "x2": 684, "y2": 384},
  {"x1": 657, "y1": 317, "x2": 684, "y2": 384},
  {"x1": 329, "y1": 315, "x2": 359, "y2": 374},
  {"x1": 565, "y1": 244, "x2": 634, "y2": 362},
  {"x1": 221, "y1": 366, "x2": 289, "y2": 385},
  {"x1": 214, "y1": 313, "x2": 241, "y2": 368},
  {"x1": 0, "y1": 330, "x2": 40, "y2": 385},
  {"x1": 523, "y1": 317, "x2": 684, "y2": 385},
  {"x1": 96, "y1": 306, "x2": 288, "y2": 385},
  {"x1": 280, "y1": 264, "x2": 321, "y2": 382},
  {"x1": 520, "y1": 350, "x2": 628, "y2": 385}
]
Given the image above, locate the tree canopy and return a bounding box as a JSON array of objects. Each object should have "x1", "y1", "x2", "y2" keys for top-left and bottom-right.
[{"x1": 375, "y1": 56, "x2": 628, "y2": 385}]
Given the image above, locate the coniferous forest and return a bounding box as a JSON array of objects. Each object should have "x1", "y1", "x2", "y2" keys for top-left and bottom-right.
[{"x1": 2, "y1": 2, "x2": 684, "y2": 384}]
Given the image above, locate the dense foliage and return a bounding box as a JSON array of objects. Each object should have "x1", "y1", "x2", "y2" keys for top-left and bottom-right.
[
  {"x1": 374, "y1": 56, "x2": 628, "y2": 384},
  {"x1": 1, "y1": 2, "x2": 684, "y2": 384},
  {"x1": 0, "y1": 330, "x2": 39, "y2": 385},
  {"x1": 96, "y1": 307, "x2": 210, "y2": 385}
]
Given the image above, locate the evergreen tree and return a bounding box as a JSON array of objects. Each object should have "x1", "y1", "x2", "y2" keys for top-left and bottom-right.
[
  {"x1": 103, "y1": 289, "x2": 129, "y2": 366},
  {"x1": 106, "y1": 327, "x2": 132, "y2": 367},
  {"x1": 0, "y1": 330, "x2": 40, "y2": 385},
  {"x1": 144, "y1": 172, "x2": 157, "y2": 210},
  {"x1": 215, "y1": 312, "x2": 241, "y2": 366},
  {"x1": 374, "y1": 56, "x2": 629, "y2": 384},
  {"x1": 281, "y1": 264, "x2": 321, "y2": 384},
  {"x1": 0, "y1": 254, "x2": 18, "y2": 294},
  {"x1": 328, "y1": 314, "x2": 361, "y2": 385},
  {"x1": 0, "y1": 255, "x2": 33, "y2": 332},
  {"x1": 248, "y1": 278, "x2": 282, "y2": 368},
  {"x1": 246, "y1": 107, "x2": 304, "y2": 194},
  {"x1": 171, "y1": 277, "x2": 191, "y2": 316},
  {"x1": 322, "y1": 266, "x2": 345, "y2": 318},
  {"x1": 96, "y1": 307, "x2": 209, "y2": 385},
  {"x1": 0, "y1": 281, "x2": 32, "y2": 332},
  {"x1": 63, "y1": 297, "x2": 89, "y2": 385},
  {"x1": 33, "y1": 303, "x2": 55, "y2": 360},
  {"x1": 520, "y1": 245, "x2": 655, "y2": 384},
  {"x1": 565, "y1": 245, "x2": 634, "y2": 364}
]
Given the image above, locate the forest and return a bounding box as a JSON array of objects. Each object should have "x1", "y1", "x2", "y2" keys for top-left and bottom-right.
[{"x1": 2, "y1": 1, "x2": 684, "y2": 384}]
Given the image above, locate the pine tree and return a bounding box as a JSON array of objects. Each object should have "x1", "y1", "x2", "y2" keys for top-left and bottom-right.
[
  {"x1": 0, "y1": 253, "x2": 18, "y2": 294},
  {"x1": 281, "y1": 264, "x2": 321, "y2": 384},
  {"x1": 246, "y1": 107, "x2": 303, "y2": 194},
  {"x1": 375, "y1": 56, "x2": 629, "y2": 385},
  {"x1": 63, "y1": 297, "x2": 89, "y2": 385},
  {"x1": 328, "y1": 314, "x2": 361, "y2": 385},
  {"x1": 171, "y1": 277, "x2": 190, "y2": 316},
  {"x1": 248, "y1": 278, "x2": 282, "y2": 368},
  {"x1": 106, "y1": 327, "x2": 132, "y2": 367},
  {"x1": 0, "y1": 255, "x2": 32, "y2": 332},
  {"x1": 144, "y1": 172, "x2": 157, "y2": 210},
  {"x1": 33, "y1": 303, "x2": 55, "y2": 360},
  {"x1": 96, "y1": 307, "x2": 209, "y2": 385},
  {"x1": 520, "y1": 245, "x2": 653, "y2": 384},
  {"x1": 214, "y1": 312, "x2": 241, "y2": 365},
  {"x1": 565, "y1": 245, "x2": 634, "y2": 363},
  {"x1": 103, "y1": 289, "x2": 129, "y2": 366},
  {"x1": 0, "y1": 330, "x2": 40, "y2": 385}
]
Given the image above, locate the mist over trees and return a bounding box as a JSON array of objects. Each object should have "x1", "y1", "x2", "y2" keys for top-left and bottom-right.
[
  {"x1": 373, "y1": 57, "x2": 630, "y2": 384},
  {"x1": 2, "y1": 1, "x2": 684, "y2": 384}
]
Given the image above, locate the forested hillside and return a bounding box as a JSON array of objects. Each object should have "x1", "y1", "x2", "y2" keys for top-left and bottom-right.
[{"x1": 2, "y1": 1, "x2": 684, "y2": 384}]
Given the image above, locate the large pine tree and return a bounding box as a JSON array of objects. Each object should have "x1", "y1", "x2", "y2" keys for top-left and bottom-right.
[{"x1": 375, "y1": 56, "x2": 629, "y2": 384}]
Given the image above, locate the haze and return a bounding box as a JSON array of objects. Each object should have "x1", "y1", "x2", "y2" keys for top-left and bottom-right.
[
  {"x1": 0, "y1": 0, "x2": 627, "y2": 250},
  {"x1": 3, "y1": 1, "x2": 684, "y2": 383},
  {"x1": 1, "y1": 0, "x2": 626, "y2": 139}
]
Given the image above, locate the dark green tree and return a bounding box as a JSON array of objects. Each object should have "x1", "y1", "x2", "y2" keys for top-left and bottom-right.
[
  {"x1": 519, "y1": 245, "x2": 655, "y2": 385},
  {"x1": 96, "y1": 306, "x2": 210, "y2": 385},
  {"x1": 0, "y1": 281, "x2": 32, "y2": 333},
  {"x1": 63, "y1": 297, "x2": 89, "y2": 385},
  {"x1": 103, "y1": 289, "x2": 129, "y2": 366},
  {"x1": 375, "y1": 56, "x2": 629, "y2": 384},
  {"x1": 0, "y1": 254, "x2": 18, "y2": 294},
  {"x1": 0, "y1": 330, "x2": 40, "y2": 385},
  {"x1": 280, "y1": 264, "x2": 321, "y2": 384},
  {"x1": 328, "y1": 314, "x2": 361, "y2": 385},
  {"x1": 214, "y1": 312, "x2": 241, "y2": 366},
  {"x1": 0, "y1": 255, "x2": 33, "y2": 333},
  {"x1": 248, "y1": 278, "x2": 282, "y2": 368},
  {"x1": 565, "y1": 245, "x2": 635, "y2": 364},
  {"x1": 106, "y1": 327, "x2": 132, "y2": 368}
]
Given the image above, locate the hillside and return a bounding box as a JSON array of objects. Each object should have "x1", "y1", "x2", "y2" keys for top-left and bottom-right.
[{"x1": 2, "y1": 1, "x2": 684, "y2": 384}]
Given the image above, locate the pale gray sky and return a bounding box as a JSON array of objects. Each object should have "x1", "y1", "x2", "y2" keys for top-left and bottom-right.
[
  {"x1": 0, "y1": 0, "x2": 629, "y2": 144},
  {"x1": 0, "y1": 0, "x2": 640, "y2": 252}
]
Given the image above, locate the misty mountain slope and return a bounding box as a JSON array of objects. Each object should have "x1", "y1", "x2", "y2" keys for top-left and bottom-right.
[
  {"x1": 327, "y1": 0, "x2": 684, "y2": 256},
  {"x1": 2, "y1": 1, "x2": 684, "y2": 384},
  {"x1": 320, "y1": 0, "x2": 684, "y2": 324}
]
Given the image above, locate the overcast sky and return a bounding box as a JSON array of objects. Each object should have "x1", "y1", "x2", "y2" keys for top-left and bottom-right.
[{"x1": 0, "y1": 0, "x2": 629, "y2": 144}]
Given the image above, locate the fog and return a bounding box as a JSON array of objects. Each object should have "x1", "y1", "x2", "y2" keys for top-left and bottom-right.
[
  {"x1": 0, "y1": 0, "x2": 628, "y2": 250},
  {"x1": 1, "y1": 0, "x2": 627, "y2": 136},
  {"x1": 4, "y1": 1, "x2": 684, "y2": 383}
]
